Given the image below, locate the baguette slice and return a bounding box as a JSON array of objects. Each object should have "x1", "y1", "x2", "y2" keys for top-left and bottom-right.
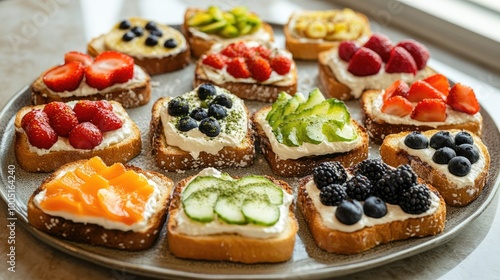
[
  {"x1": 298, "y1": 175, "x2": 446, "y2": 254},
  {"x1": 167, "y1": 172, "x2": 298, "y2": 263},
  {"x1": 252, "y1": 106, "x2": 369, "y2": 177},
  {"x1": 361, "y1": 89, "x2": 483, "y2": 144},
  {"x1": 15, "y1": 101, "x2": 141, "y2": 172},
  {"x1": 28, "y1": 159, "x2": 173, "y2": 251},
  {"x1": 380, "y1": 130, "x2": 490, "y2": 206}
]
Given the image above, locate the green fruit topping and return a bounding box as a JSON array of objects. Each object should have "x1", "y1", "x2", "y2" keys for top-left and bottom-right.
[{"x1": 242, "y1": 197, "x2": 280, "y2": 226}]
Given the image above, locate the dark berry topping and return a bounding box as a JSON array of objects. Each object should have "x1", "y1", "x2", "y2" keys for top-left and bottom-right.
[
  {"x1": 432, "y1": 147, "x2": 456, "y2": 164},
  {"x1": 335, "y1": 200, "x2": 363, "y2": 225},
  {"x1": 145, "y1": 35, "x2": 159, "y2": 46},
  {"x1": 168, "y1": 97, "x2": 189, "y2": 116},
  {"x1": 345, "y1": 174, "x2": 372, "y2": 201},
  {"x1": 353, "y1": 159, "x2": 390, "y2": 183},
  {"x1": 118, "y1": 20, "x2": 131, "y2": 29},
  {"x1": 145, "y1": 21, "x2": 157, "y2": 30},
  {"x1": 122, "y1": 31, "x2": 135, "y2": 42},
  {"x1": 190, "y1": 107, "x2": 208, "y2": 121},
  {"x1": 456, "y1": 144, "x2": 480, "y2": 164},
  {"x1": 319, "y1": 184, "x2": 347, "y2": 206},
  {"x1": 448, "y1": 156, "x2": 472, "y2": 176},
  {"x1": 164, "y1": 38, "x2": 177, "y2": 49},
  {"x1": 312, "y1": 161, "x2": 348, "y2": 190},
  {"x1": 430, "y1": 131, "x2": 455, "y2": 149},
  {"x1": 199, "y1": 117, "x2": 220, "y2": 137},
  {"x1": 176, "y1": 117, "x2": 198, "y2": 132},
  {"x1": 131, "y1": 26, "x2": 144, "y2": 36},
  {"x1": 197, "y1": 84, "x2": 217, "y2": 100},
  {"x1": 208, "y1": 103, "x2": 227, "y2": 119},
  {"x1": 212, "y1": 94, "x2": 233, "y2": 109},
  {"x1": 399, "y1": 184, "x2": 431, "y2": 214},
  {"x1": 375, "y1": 165, "x2": 417, "y2": 204},
  {"x1": 149, "y1": 29, "x2": 163, "y2": 37},
  {"x1": 455, "y1": 131, "x2": 474, "y2": 146},
  {"x1": 363, "y1": 196, "x2": 387, "y2": 218},
  {"x1": 404, "y1": 131, "x2": 429, "y2": 149}
]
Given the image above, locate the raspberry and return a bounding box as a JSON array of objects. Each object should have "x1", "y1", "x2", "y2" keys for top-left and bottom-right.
[
  {"x1": 313, "y1": 161, "x2": 348, "y2": 190},
  {"x1": 50, "y1": 110, "x2": 79, "y2": 137},
  {"x1": 25, "y1": 120, "x2": 58, "y2": 149},
  {"x1": 270, "y1": 55, "x2": 292, "y2": 75},
  {"x1": 345, "y1": 174, "x2": 372, "y2": 201},
  {"x1": 43, "y1": 102, "x2": 72, "y2": 119},
  {"x1": 21, "y1": 109, "x2": 49, "y2": 131},
  {"x1": 69, "y1": 122, "x2": 103, "y2": 149},
  {"x1": 353, "y1": 159, "x2": 389, "y2": 183},
  {"x1": 226, "y1": 57, "x2": 251, "y2": 79},
  {"x1": 91, "y1": 109, "x2": 123, "y2": 132},
  {"x1": 249, "y1": 56, "x2": 272, "y2": 82},
  {"x1": 202, "y1": 53, "x2": 228, "y2": 70},
  {"x1": 319, "y1": 184, "x2": 347, "y2": 206},
  {"x1": 399, "y1": 184, "x2": 431, "y2": 214}
]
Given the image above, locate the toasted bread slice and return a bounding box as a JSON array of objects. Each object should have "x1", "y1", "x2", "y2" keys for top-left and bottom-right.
[
  {"x1": 27, "y1": 159, "x2": 173, "y2": 251},
  {"x1": 167, "y1": 172, "x2": 298, "y2": 263},
  {"x1": 252, "y1": 106, "x2": 369, "y2": 177},
  {"x1": 380, "y1": 130, "x2": 490, "y2": 206},
  {"x1": 15, "y1": 101, "x2": 141, "y2": 172},
  {"x1": 361, "y1": 90, "x2": 483, "y2": 144}
]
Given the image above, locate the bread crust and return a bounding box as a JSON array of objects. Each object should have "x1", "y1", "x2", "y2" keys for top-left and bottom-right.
[
  {"x1": 27, "y1": 160, "x2": 173, "y2": 251},
  {"x1": 361, "y1": 90, "x2": 483, "y2": 144},
  {"x1": 251, "y1": 106, "x2": 369, "y2": 177},
  {"x1": 380, "y1": 130, "x2": 490, "y2": 206},
  {"x1": 167, "y1": 174, "x2": 298, "y2": 263},
  {"x1": 297, "y1": 175, "x2": 446, "y2": 254},
  {"x1": 14, "y1": 101, "x2": 142, "y2": 172},
  {"x1": 150, "y1": 97, "x2": 255, "y2": 171}
]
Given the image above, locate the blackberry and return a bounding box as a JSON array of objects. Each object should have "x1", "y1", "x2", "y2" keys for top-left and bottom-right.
[
  {"x1": 313, "y1": 162, "x2": 347, "y2": 190},
  {"x1": 353, "y1": 159, "x2": 389, "y2": 183},
  {"x1": 345, "y1": 174, "x2": 372, "y2": 201},
  {"x1": 374, "y1": 165, "x2": 417, "y2": 204},
  {"x1": 399, "y1": 184, "x2": 431, "y2": 214},
  {"x1": 335, "y1": 200, "x2": 363, "y2": 225},
  {"x1": 319, "y1": 184, "x2": 347, "y2": 206}
]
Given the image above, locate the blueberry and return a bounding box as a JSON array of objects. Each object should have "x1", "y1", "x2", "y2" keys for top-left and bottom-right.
[
  {"x1": 404, "y1": 131, "x2": 429, "y2": 149},
  {"x1": 167, "y1": 97, "x2": 189, "y2": 116},
  {"x1": 455, "y1": 131, "x2": 474, "y2": 146},
  {"x1": 145, "y1": 35, "x2": 159, "y2": 46},
  {"x1": 208, "y1": 103, "x2": 227, "y2": 119},
  {"x1": 131, "y1": 26, "x2": 144, "y2": 36},
  {"x1": 145, "y1": 21, "x2": 157, "y2": 31},
  {"x1": 430, "y1": 131, "x2": 455, "y2": 149},
  {"x1": 164, "y1": 38, "x2": 177, "y2": 49},
  {"x1": 432, "y1": 147, "x2": 456, "y2": 164},
  {"x1": 197, "y1": 84, "x2": 217, "y2": 100},
  {"x1": 199, "y1": 117, "x2": 221, "y2": 137},
  {"x1": 122, "y1": 31, "x2": 135, "y2": 42},
  {"x1": 456, "y1": 144, "x2": 480, "y2": 164},
  {"x1": 335, "y1": 200, "x2": 363, "y2": 225},
  {"x1": 363, "y1": 196, "x2": 387, "y2": 218},
  {"x1": 212, "y1": 94, "x2": 233, "y2": 109},
  {"x1": 190, "y1": 107, "x2": 208, "y2": 121},
  {"x1": 118, "y1": 20, "x2": 131, "y2": 29},
  {"x1": 448, "y1": 156, "x2": 471, "y2": 177},
  {"x1": 149, "y1": 29, "x2": 163, "y2": 37},
  {"x1": 176, "y1": 117, "x2": 197, "y2": 132}
]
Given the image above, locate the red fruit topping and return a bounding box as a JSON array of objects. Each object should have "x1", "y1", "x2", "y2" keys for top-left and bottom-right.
[
  {"x1": 385, "y1": 46, "x2": 417, "y2": 74},
  {"x1": 338, "y1": 41, "x2": 360, "y2": 62},
  {"x1": 73, "y1": 100, "x2": 99, "y2": 122},
  {"x1": 64, "y1": 51, "x2": 94, "y2": 67},
  {"x1": 363, "y1": 33, "x2": 394, "y2": 62},
  {"x1": 251, "y1": 45, "x2": 272, "y2": 60},
  {"x1": 85, "y1": 51, "x2": 134, "y2": 90},
  {"x1": 221, "y1": 42, "x2": 250, "y2": 58},
  {"x1": 43, "y1": 101, "x2": 72, "y2": 119},
  {"x1": 21, "y1": 109, "x2": 49, "y2": 131},
  {"x1": 50, "y1": 110, "x2": 79, "y2": 137},
  {"x1": 383, "y1": 80, "x2": 410, "y2": 101},
  {"x1": 43, "y1": 61, "x2": 84, "y2": 92},
  {"x1": 347, "y1": 47, "x2": 382, "y2": 76},
  {"x1": 381, "y1": 96, "x2": 412, "y2": 117},
  {"x1": 423, "y1": 74, "x2": 450, "y2": 95},
  {"x1": 411, "y1": 99, "x2": 447, "y2": 122},
  {"x1": 69, "y1": 122, "x2": 103, "y2": 149},
  {"x1": 270, "y1": 55, "x2": 292, "y2": 75},
  {"x1": 202, "y1": 53, "x2": 228, "y2": 70},
  {"x1": 91, "y1": 109, "x2": 123, "y2": 132},
  {"x1": 226, "y1": 57, "x2": 251, "y2": 79},
  {"x1": 406, "y1": 80, "x2": 447, "y2": 103},
  {"x1": 447, "y1": 83, "x2": 480, "y2": 114},
  {"x1": 249, "y1": 56, "x2": 272, "y2": 82},
  {"x1": 96, "y1": 100, "x2": 114, "y2": 111},
  {"x1": 25, "y1": 120, "x2": 58, "y2": 149},
  {"x1": 396, "y1": 40, "x2": 430, "y2": 70}
]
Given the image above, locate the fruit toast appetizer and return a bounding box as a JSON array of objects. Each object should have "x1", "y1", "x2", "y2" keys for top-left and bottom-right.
[
  {"x1": 298, "y1": 159, "x2": 446, "y2": 254},
  {"x1": 32, "y1": 51, "x2": 151, "y2": 108}
]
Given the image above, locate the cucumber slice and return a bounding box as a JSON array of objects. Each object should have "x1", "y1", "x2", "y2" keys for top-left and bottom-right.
[
  {"x1": 266, "y1": 92, "x2": 292, "y2": 126},
  {"x1": 296, "y1": 88, "x2": 325, "y2": 112},
  {"x1": 183, "y1": 188, "x2": 218, "y2": 223},
  {"x1": 279, "y1": 122, "x2": 303, "y2": 146},
  {"x1": 323, "y1": 120, "x2": 358, "y2": 142},
  {"x1": 214, "y1": 193, "x2": 247, "y2": 224},
  {"x1": 241, "y1": 197, "x2": 280, "y2": 226},
  {"x1": 240, "y1": 182, "x2": 283, "y2": 205},
  {"x1": 235, "y1": 175, "x2": 273, "y2": 187},
  {"x1": 182, "y1": 176, "x2": 233, "y2": 202},
  {"x1": 271, "y1": 92, "x2": 306, "y2": 129},
  {"x1": 304, "y1": 119, "x2": 327, "y2": 144}
]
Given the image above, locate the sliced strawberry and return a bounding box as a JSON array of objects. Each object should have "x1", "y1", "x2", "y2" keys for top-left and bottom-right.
[
  {"x1": 363, "y1": 33, "x2": 393, "y2": 62},
  {"x1": 43, "y1": 61, "x2": 84, "y2": 92},
  {"x1": 385, "y1": 46, "x2": 417, "y2": 74},
  {"x1": 221, "y1": 42, "x2": 250, "y2": 58},
  {"x1": 406, "y1": 80, "x2": 447, "y2": 103},
  {"x1": 347, "y1": 47, "x2": 382, "y2": 76},
  {"x1": 381, "y1": 96, "x2": 412, "y2": 117},
  {"x1": 202, "y1": 53, "x2": 228, "y2": 70},
  {"x1": 69, "y1": 122, "x2": 103, "y2": 149},
  {"x1": 91, "y1": 109, "x2": 123, "y2": 132},
  {"x1": 411, "y1": 99, "x2": 447, "y2": 122},
  {"x1": 249, "y1": 56, "x2": 272, "y2": 82},
  {"x1": 338, "y1": 41, "x2": 360, "y2": 62},
  {"x1": 25, "y1": 120, "x2": 58, "y2": 149},
  {"x1": 447, "y1": 83, "x2": 480, "y2": 114},
  {"x1": 251, "y1": 45, "x2": 272, "y2": 60},
  {"x1": 423, "y1": 74, "x2": 450, "y2": 95},
  {"x1": 21, "y1": 109, "x2": 49, "y2": 131},
  {"x1": 50, "y1": 111, "x2": 79, "y2": 137},
  {"x1": 43, "y1": 101, "x2": 72, "y2": 119},
  {"x1": 396, "y1": 40, "x2": 430, "y2": 70},
  {"x1": 85, "y1": 51, "x2": 134, "y2": 90},
  {"x1": 226, "y1": 57, "x2": 251, "y2": 79},
  {"x1": 64, "y1": 51, "x2": 93, "y2": 66},
  {"x1": 270, "y1": 55, "x2": 292, "y2": 75},
  {"x1": 383, "y1": 80, "x2": 409, "y2": 101}
]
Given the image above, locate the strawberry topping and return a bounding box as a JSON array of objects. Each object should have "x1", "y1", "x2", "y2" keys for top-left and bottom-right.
[
  {"x1": 381, "y1": 95, "x2": 412, "y2": 117},
  {"x1": 69, "y1": 122, "x2": 103, "y2": 150},
  {"x1": 85, "y1": 51, "x2": 134, "y2": 90},
  {"x1": 221, "y1": 42, "x2": 250, "y2": 58},
  {"x1": 251, "y1": 45, "x2": 272, "y2": 60},
  {"x1": 423, "y1": 74, "x2": 450, "y2": 96},
  {"x1": 406, "y1": 80, "x2": 447, "y2": 103},
  {"x1": 91, "y1": 108, "x2": 123, "y2": 132},
  {"x1": 396, "y1": 40, "x2": 430, "y2": 70},
  {"x1": 21, "y1": 109, "x2": 49, "y2": 131},
  {"x1": 226, "y1": 57, "x2": 251, "y2": 79},
  {"x1": 43, "y1": 61, "x2": 84, "y2": 92},
  {"x1": 249, "y1": 56, "x2": 272, "y2": 82},
  {"x1": 25, "y1": 120, "x2": 58, "y2": 149},
  {"x1": 338, "y1": 41, "x2": 360, "y2": 62},
  {"x1": 270, "y1": 55, "x2": 292, "y2": 75},
  {"x1": 411, "y1": 99, "x2": 447, "y2": 122},
  {"x1": 43, "y1": 101, "x2": 72, "y2": 119},
  {"x1": 50, "y1": 110, "x2": 79, "y2": 137},
  {"x1": 64, "y1": 51, "x2": 94, "y2": 67},
  {"x1": 73, "y1": 100, "x2": 99, "y2": 122},
  {"x1": 363, "y1": 33, "x2": 394, "y2": 62},
  {"x1": 383, "y1": 80, "x2": 409, "y2": 101},
  {"x1": 385, "y1": 46, "x2": 417, "y2": 75},
  {"x1": 347, "y1": 47, "x2": 382, "y2": 76},
  {"x1": 447, "y1": 83, "x2": 480, "y2": 114},
  {"x1": 202, "y1": 53, "x2": 228, "y2": 70}
]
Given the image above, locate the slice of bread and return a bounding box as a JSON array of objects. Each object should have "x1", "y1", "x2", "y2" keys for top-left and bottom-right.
[
  {"x1": 252, "y1": 106, "x2": 369, "y2": 177},
  {"x1": 361, "y1": 90, "x2": 483, "y2": 144},
  {"x1": 380, "y1": 130, "x2": 490, "y2": 206},
  {"x1": 167, "y1": 173, "x2": 298, "y2": 263},
  {"x1": 15, "y1": 101, "x2": 141, "y2": 172},
  {"x1": 27, "y1": 159, "x2": 173, "y2": 251},
  {"x1": 297, "y1": 175, "x2": 446, "y2": 254}
]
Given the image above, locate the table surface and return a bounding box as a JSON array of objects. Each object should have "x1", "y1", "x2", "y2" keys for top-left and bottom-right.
[{"x1": 1, "y1": 1, "x2": 500, "y2": 279}]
